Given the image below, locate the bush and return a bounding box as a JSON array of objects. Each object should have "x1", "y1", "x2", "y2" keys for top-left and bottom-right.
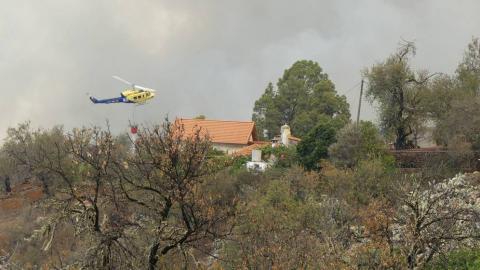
[
  {"x1": 260, "y1": 145, "x2": 298, "y2": 168},
  {"x1": 425, "y1": 249, "x2": 480, "y2": 270},
  {"x1": 329, "y1": 121, "x2": 390, "y2": 168}
]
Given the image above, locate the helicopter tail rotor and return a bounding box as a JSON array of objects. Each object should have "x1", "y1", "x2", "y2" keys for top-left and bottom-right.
[{"x1": 87, "y1": 93, "x2": 99, "y2": 104}]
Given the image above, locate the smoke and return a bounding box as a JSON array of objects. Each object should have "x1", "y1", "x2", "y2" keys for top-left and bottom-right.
[{"x1": 0, "y1": 0, "x2": 478, "y2": 137}]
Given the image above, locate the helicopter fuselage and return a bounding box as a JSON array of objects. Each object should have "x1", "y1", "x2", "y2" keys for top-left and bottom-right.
[
  {"x1": 121, "y1": 89, "x2": 155, "y2": 103},
  {"x1": 90, "y1": 89, "x2": 155, "y2": 104}
]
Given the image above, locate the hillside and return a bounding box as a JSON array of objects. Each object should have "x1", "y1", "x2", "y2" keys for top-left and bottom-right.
[{"x1": 0, "y1": 181, "x2": 43, "y2": 265}]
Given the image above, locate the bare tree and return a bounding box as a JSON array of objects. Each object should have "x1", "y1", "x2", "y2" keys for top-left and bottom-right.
[
  {"x1": 5, "y1": 124, "x2": 139, "y2": 269},
  {"x1": 4, "y1": 121, "x2": 237, "y2": 269},
  {"x1": 113, "y1": 121, "x2": 236, "y2": 269}
]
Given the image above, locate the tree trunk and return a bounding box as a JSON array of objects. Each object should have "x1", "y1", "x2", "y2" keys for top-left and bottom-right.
[
  {"x1": 39, "y1": 174, "x2": 49, "y2": 196},
  {"x1": 395, "y1": 127, "x2": 408, "y2": 150},
  {"x1": 148, "y1": 198, "x2": 172, "y2": 269},
  {"x1": 148, "y1": 242, "x2": 161, "y2": 270},
  {"x1": 407, "y1": 253, "x2": 415, "y2": 270},
  {"x1": 4, "y1": 176, "x2": 11, "y2": 193},
  {"x1": 395, "y1": 89, "x2": 409, "y2": 149}
]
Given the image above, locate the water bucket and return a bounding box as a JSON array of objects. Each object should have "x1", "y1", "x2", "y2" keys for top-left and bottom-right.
[{"x1": 130, "y1": 126, "x2": 138, "y2": 134}]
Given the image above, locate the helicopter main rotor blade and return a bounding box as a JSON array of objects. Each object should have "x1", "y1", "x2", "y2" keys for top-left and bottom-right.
[
  {"x1": 112, "y1": 75, "x2": 134, "y2": 86},
  {"x1": 113, "y1": 75, "x2": 155, "y2": 91},
  {"x1": 136, "y1": 86, "x2": 156, "y2": 92}
]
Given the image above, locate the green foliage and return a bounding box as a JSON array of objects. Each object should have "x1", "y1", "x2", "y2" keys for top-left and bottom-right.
[
  {"x1": 319, "y1": 159, "x2": 397, "y2": 206},
  {"x1": 435, "y1": 97, "x2": 480, "y2": 148},
  {"x1": 425, "y1": 249, "x2": 480, "y2": 270},
  {"x1": 420, "y1": 38, "x2": 480, "y2": 171},
  {"x1": 221, "y1": 167, "x2": 352, "y2": 269},
  {"x1": 430, "y1": 38, "x2": 480, "y2": 148},
  {"x1": 230, "y1": 155, "x2": 249, "y2": 171},
  {"x1": 114, "y1": 132, "x2": 133, "y2": 150},
  {"x1": 296, "y1": 116, "x2": 344, "y2": 171},
  {"x1": 329, "y1": 121, "x2": 391, "y2": 168},
  {"x1": 252, "y1": 60, "x2": 350, "y2": 139},
  {"x1": 193, "y1": 114, "x2": 206, "y2": 119},
  {"x1": 2, "y1": 122, "x2": 65, "y2": 194},
  {"x1": 456, "y1": 37, "x2": 480, "y2": 95},
  {"x1": 207, "y1": 147, "x2": 227, "y2": 157},
  {"x1": 423, "y1": 74, "x2": 460, "y2": 123},
  {"x1": 260, "y1": 144, "x2": 298, "y2": 168},
  {"x1": 352, "y1": 159, "x2": 396, "y2": 205}
]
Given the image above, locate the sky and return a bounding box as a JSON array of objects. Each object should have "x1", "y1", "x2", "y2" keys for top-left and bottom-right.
[{"x1": 0, "y1": 0, "x2": 479, "y2": 137}]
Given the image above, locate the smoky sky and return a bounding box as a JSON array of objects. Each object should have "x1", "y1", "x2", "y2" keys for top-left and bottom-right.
[{"x1": 0, "y1": 0, "x2": 479, "y2": 137}]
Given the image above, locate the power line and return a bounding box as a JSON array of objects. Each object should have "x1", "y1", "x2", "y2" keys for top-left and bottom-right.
[{"x1": 344, "y1": 81, "x2": 362, "y2": 94}]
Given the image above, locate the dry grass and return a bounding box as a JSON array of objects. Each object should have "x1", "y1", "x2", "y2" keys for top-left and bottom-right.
[
  {"x1": 0, "y1": 182, "x2": 44, "y2": 252},
  {"x1": 0, "y1": 197, "x2": 23, "y2": 212}
]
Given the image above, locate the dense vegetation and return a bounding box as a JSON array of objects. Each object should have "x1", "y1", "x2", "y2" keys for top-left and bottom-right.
[{"x1": 1, "y1": 38, "x2": 480, "y2": 269}]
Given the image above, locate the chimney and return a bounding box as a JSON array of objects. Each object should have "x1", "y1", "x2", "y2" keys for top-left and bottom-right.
[
  {"x1": 281, "y1": 124, "x2": 291, "y2": 146},
  {"x1": 252, "y1": 149, "x2": 262, "y2": 162}
]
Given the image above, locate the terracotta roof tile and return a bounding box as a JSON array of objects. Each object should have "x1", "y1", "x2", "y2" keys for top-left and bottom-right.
[
  {"x1": 234, "y1": 141, "x2": 270, "y2": 157},
  {"x1": 175, "y1": 118, "x2": 257, "y2": 145}
]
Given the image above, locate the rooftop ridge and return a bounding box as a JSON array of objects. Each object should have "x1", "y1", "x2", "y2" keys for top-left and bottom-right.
[{"x1": 178, "y1": 118, "x2": 255, "y2": 124}]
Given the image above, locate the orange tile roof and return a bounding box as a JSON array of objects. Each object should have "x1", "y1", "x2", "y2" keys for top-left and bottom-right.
[
  {"x1": 175, "y1": 118, "x2": 257, "y2": 145},
  {"x1": 234, "y1": 141, "x2": 270, "y2": 157}
]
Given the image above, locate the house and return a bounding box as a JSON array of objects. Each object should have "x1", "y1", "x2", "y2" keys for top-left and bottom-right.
[
  {"x1": 175, "y1": 118, "x2": 301, "y2": 156},
  {"x1": 175, "y1": 118, "x2": 259, "y2": 154}
]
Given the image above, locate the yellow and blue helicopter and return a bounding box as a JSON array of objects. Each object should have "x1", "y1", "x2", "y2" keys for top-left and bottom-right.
[{"x1": 89, "y1": 76, "x2": 156, "y2": 105}]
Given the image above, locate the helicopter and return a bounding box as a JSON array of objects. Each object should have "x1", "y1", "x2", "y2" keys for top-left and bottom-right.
[{"x1": 89, "y1": 76, "x2": 156, "y2": 105}]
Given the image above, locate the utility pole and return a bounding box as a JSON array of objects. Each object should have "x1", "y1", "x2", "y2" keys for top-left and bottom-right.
[{"x1": 356, "y1": 79, "x2": 364, "y2": 125}]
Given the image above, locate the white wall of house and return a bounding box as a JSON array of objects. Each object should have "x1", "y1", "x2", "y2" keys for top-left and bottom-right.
[{"x1": 212, "y1": 143, "x2": 246, "y2": 154}]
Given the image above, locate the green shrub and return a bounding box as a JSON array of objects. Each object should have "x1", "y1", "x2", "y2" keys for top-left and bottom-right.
[{"x1": 425, "y1": 249, "x2": 480, "y2": 270}]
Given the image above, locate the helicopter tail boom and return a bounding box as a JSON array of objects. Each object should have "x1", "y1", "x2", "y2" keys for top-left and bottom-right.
[
  {"x1": 89, "y1": 96, "x2": 99, "y2": 103},
  {"x1": 90, "y1": 96, "x2": 129, "y2": 104}
]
